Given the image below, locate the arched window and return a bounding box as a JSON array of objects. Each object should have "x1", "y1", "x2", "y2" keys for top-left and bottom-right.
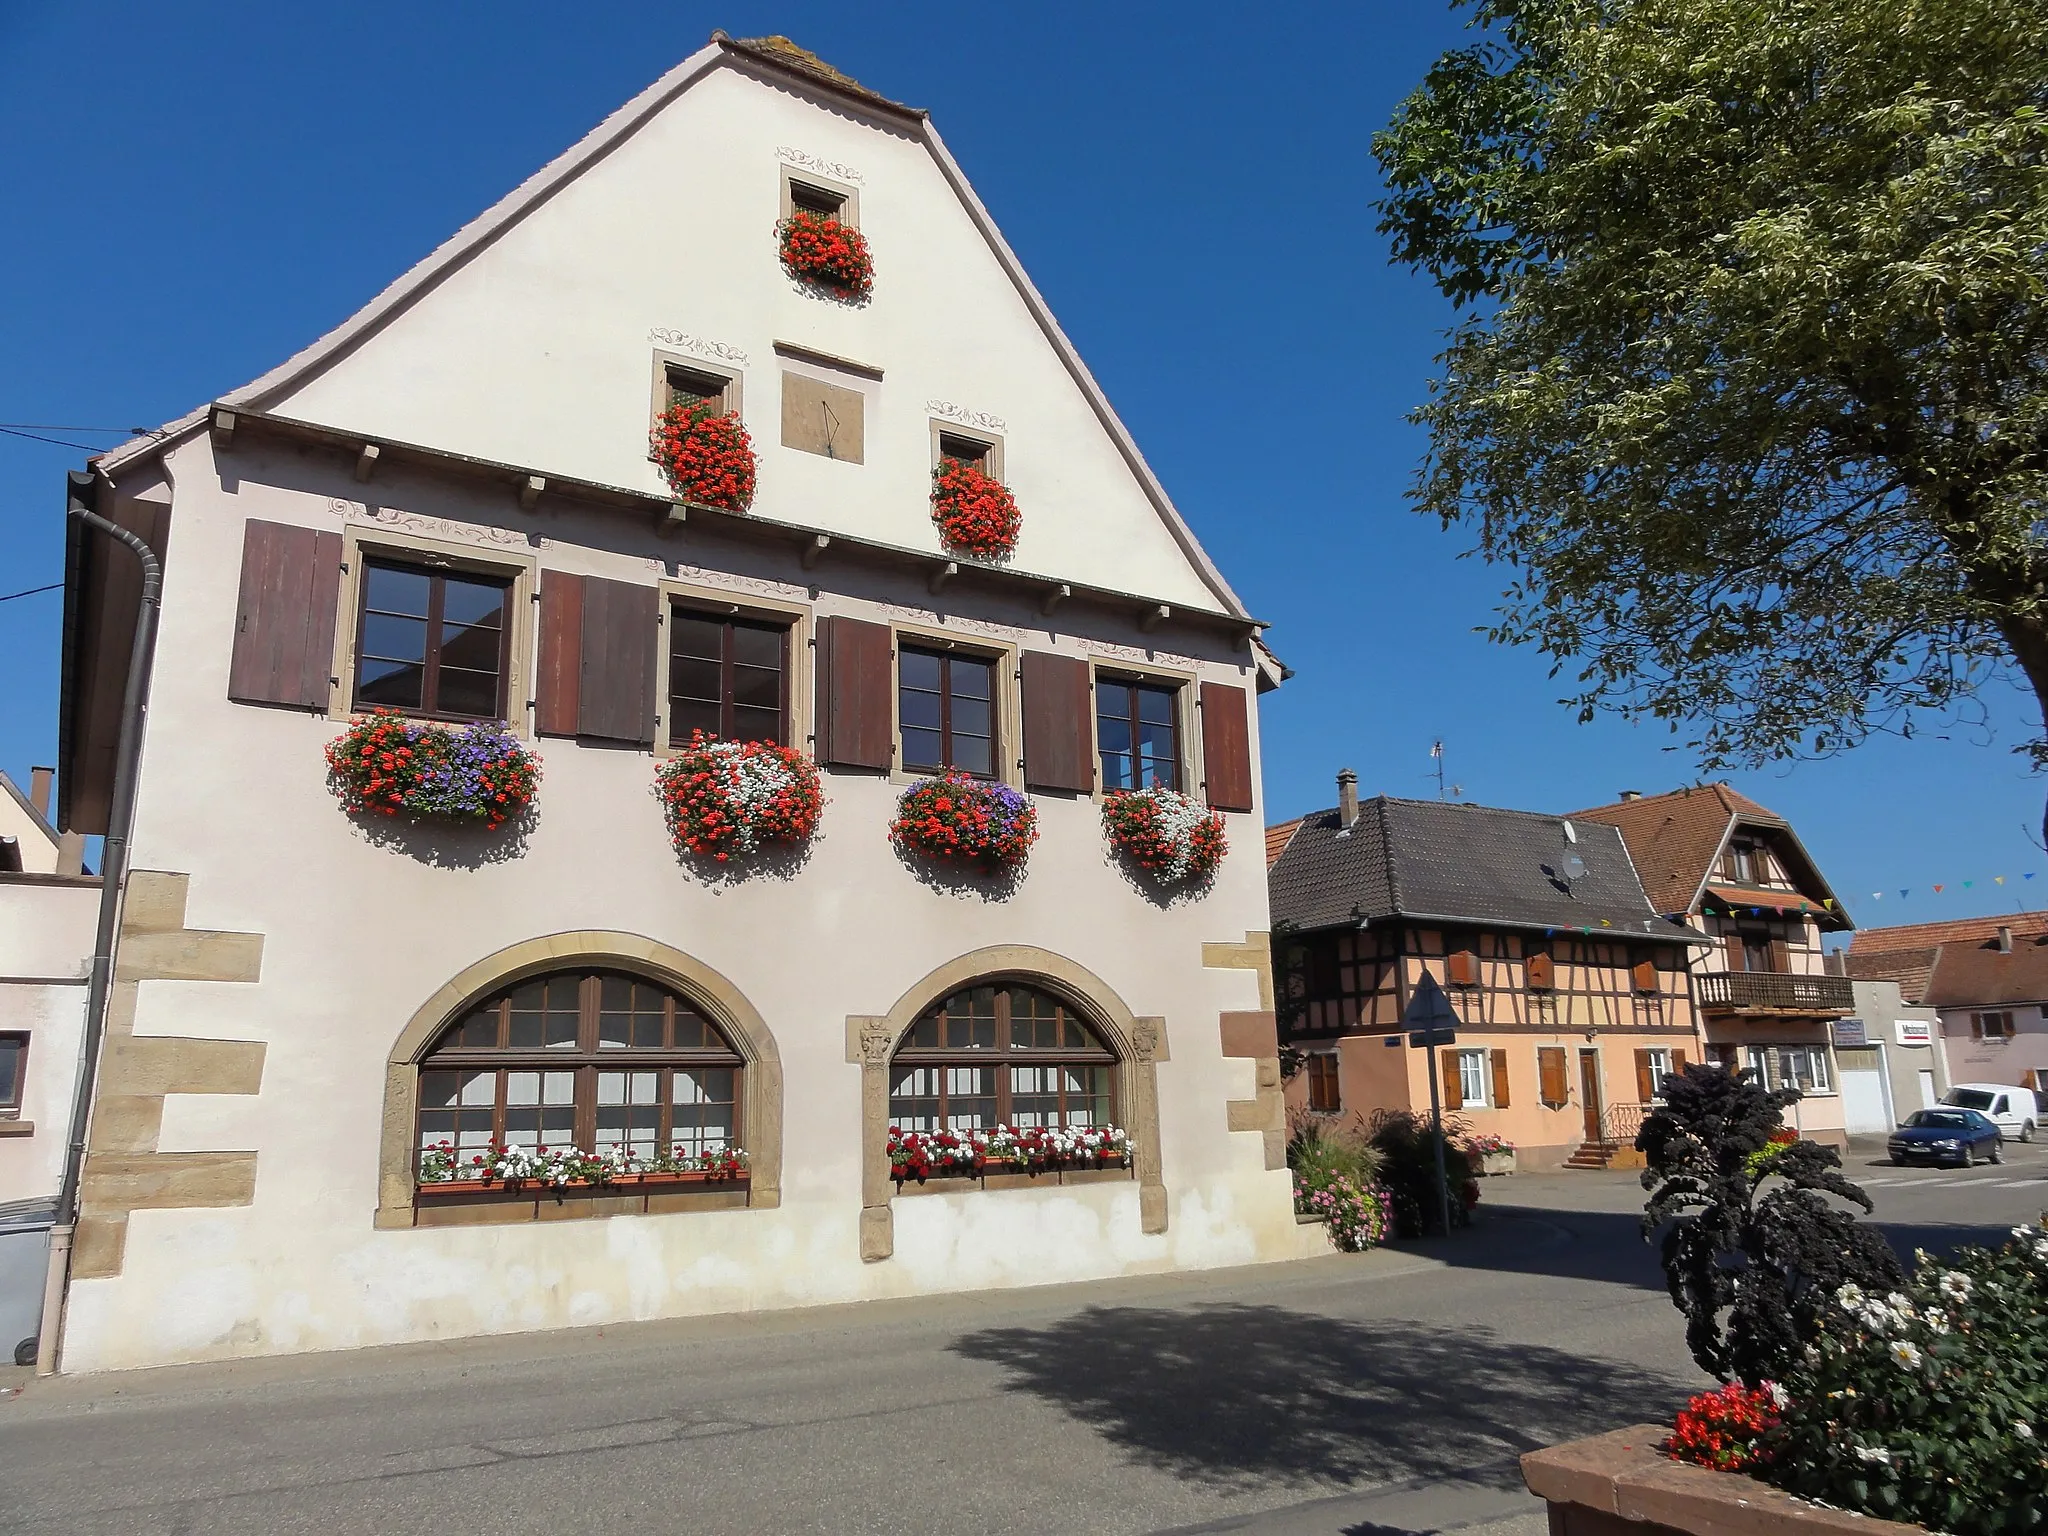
[
  {"x1": 416, "y1": 969, "x2": 741, "y2": 1179},
  {"x1": 888, "y1": 982, "x2": 1117, "y2": 1132}
]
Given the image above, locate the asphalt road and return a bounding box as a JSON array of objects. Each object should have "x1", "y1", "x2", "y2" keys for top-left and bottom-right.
[{"x1": 0, "y1": 1142, "x2": 2037, "y2": 1536}]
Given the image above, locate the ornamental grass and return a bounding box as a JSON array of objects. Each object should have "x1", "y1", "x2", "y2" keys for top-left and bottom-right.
[
  {"x1": 890, "y1": 770, "x2": 1038, "y2": 870},
  {"x1": 325, "y1": 711, "x2": 540, "y2": 830},
  {"x1": 655, "y1": 733, "x2": 823, "y2": 862},
  {"x1": 930, "y1": 457, "x2": 1021, "y2": 559},
  {"x1": 651, "y1": 399, "x2": 757, "y2": 511},
  {"x1": 1101, "y1": 785, "x2": 1227, "y2": 884},
  {"x1": 777, "y1": 207, "x2": 874, "y2": 296}
]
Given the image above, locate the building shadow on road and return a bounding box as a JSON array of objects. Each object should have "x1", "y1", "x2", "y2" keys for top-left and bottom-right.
[
  {"x1": 1426, "y1": 1203, "x2": 2021, "y2": 1295},
  {"x1": 949, "y1": 1304, "x2": 1688, "y2": 1492}
]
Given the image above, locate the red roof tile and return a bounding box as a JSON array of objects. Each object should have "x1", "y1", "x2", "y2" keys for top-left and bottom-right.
[{"x1": 1848, "y1": 910, "x2": 2048, "y2": 955}]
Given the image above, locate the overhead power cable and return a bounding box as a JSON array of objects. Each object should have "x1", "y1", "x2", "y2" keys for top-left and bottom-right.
[{"x1": 0, "y1": 582, "x2": 63, "y2": 604}]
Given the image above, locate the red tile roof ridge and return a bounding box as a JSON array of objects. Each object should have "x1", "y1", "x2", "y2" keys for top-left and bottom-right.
[
  {"x1": 1848, "y1": 909, "x2": 2048, "y2": 954},
  {"x1": 1265, "y1": 818, "x2": 1304, "y2": 870}
]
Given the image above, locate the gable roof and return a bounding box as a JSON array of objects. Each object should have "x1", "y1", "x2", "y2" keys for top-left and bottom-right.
[
  {"x1": 1848, "y1": 910, "x2": 2048, "y2": 955},
  {"x1": 1265, "y1": 817, "x2": 1303, "y2": 870},
  {"x1": 1267, "y1": 794, "x2": 1703, "y2": 944},
  {"x1": 1923, "y1": 937, "x2": 2048, "y2": 1009},
  {"x1": 89, "y1": 33, "x2": 1250, "y2": 623},
  {"x1": 1571, "y1": 783, "x2": 1849, "y2": 928}
]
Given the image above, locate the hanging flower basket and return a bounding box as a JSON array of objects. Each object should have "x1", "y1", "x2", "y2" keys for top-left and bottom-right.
[
  {"x1": 325, "y1": 711, "x2": 540, "y2": 830},
  {"x1": 776, "y1": 208, "x2": 874, "y2": 297},
  {"x1": 886, "y1": 1125, "x2": 1129, "y2": 1184},
  {"x1": 418, "y1": 1140, "x2": 748, "y2": 1190},
  {"x1": 655, "y1": 733, "x2": 825, "y2": 862},
  {"x1": 931, "y1": 458, "x2": 1021, "y2": 560},
  {"x1": 651, "y1": 399, "x2": 757, "y2": 511},
  {"x1": 1101, "y1": 786, "x2": 1227, "y2": 883},
  {"x1": 890, "y1": 770, "x2": 1038, "y2": 870}
]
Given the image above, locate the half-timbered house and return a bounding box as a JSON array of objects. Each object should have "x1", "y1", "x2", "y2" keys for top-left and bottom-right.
[{"x1": 1268, "y1": 778, "x2": 1708, "y2": 1168}]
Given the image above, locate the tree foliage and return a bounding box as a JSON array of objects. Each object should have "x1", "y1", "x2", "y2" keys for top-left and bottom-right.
[
  {"x1": 1375, "y1": 0, "x2": 2048, "y2": 814},
  {"x1": 1637, "y1": 1064, "x2": 1901, "y2": 1384}
]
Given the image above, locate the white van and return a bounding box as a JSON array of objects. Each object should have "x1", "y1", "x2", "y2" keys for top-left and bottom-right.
[{"x1": 1941, "y1": 1083, "x2": 2040, "y2": 1142}]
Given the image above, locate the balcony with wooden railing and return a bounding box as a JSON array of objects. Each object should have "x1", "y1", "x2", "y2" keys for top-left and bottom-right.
[{"x1": 1695, "y1": 970, "x2": 1854, "y2": 1016}]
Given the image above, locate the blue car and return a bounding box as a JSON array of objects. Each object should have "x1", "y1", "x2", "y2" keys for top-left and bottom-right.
[{"x1": 1888, "y1": 1108, "x2": 2004, "y2": 1168}]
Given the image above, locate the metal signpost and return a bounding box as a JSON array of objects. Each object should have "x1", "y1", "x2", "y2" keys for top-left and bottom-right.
[{"x1": 1404, "y1": 972, "x2": 1462, "y2": 1237}]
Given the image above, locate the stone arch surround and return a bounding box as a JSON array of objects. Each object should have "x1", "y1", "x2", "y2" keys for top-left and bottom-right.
[
  {"x1": 373, "y1": 930, "x2": 784, "y2": 1228},
  {"x1": 844, "y1": 945, "x2": 1168, "y2": 1262}
]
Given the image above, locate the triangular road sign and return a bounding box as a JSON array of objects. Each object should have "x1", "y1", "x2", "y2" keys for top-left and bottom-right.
[{"x1": 1404, "y1": 972, "x2": 1462, "y2": 1048}]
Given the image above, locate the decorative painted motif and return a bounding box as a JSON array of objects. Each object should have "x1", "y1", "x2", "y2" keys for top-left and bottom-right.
[
  {"x1": 667, "y1": 562, "x2": 811, "y2": 602},
  {"x1": 926, "y1": 401, "x2": 1007, "y2": 433},
  {"x1": 776, "y1": 145, "x2": 865, "y2": 185},
  {"x1": 336, "y1": 500, "x2": 540, "y2": 549},
  {"x1": 648, "y1": 329, "x2": 750, "y2": 366}
]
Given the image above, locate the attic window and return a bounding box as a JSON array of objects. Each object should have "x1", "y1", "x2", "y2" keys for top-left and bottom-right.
[
  {"x1": 789, "y1": 181, "x2": 845, "y2": 219},
  {"x1": 930, "y1": 422, "x2": 1004, "y2": 483},
  {"x1": 666, "y1": 364, "x2": 734, "y2": 415},
  {"x1": 938, "y1": 433, "x2": 988, "y2": 470}
]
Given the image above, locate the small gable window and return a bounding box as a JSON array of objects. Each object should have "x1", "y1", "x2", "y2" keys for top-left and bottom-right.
[{"x1": 789, "y1": 179, "x2": 848, "y2": 221}]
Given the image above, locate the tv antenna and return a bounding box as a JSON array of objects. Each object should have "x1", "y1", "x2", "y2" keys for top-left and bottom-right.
[{"x1": 1429, "y1": 740, "x2": 1462, "y2": 801}]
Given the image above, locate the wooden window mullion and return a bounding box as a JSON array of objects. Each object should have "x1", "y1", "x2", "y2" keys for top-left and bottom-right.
[
  {"x1": 421, "y1": 575, "x2": 446, "y2": 715},
  {"x1": 719, "y1": 619, "x2": 736, "y2": 739}
]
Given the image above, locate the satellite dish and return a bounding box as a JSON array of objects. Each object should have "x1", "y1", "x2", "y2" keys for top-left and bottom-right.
[{"x1": 1564, "y1": 852, "x2": 1588, "y2": 884}]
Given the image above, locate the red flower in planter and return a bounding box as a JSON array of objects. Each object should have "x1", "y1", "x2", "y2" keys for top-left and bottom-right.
[
  {"x1": 777, "y1": 208, "x2": 874, "y2": 297},
  {"x1": 890, "y1": 771, "x2": 1037, "y2": 870},
  {"x1": 1101, "y1": 786, "x2": 1227, "y2": 884},
  {"x1": 931, "y1": 457, "x2": 1021, "y2": 560},
  {"x1": 651, "y1": 400, "x2": 757, "y2": 511},
  {"x1": 654, "y1": 733, "x2": 824, "y2": 862},
  {"x1": 1666, "y1": 1383, "x2": 1782, "y2": 1473}
]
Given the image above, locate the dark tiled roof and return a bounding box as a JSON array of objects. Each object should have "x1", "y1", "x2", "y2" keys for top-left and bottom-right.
[
  {"x1": 1265, "y1": 818, "x2": 1303, "y2": 870},
  {"x1": 1267, "y1": 795, "x2": 1701, "y2": 944}
]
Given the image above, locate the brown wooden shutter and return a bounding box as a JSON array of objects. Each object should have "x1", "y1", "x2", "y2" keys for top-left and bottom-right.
[
  {"x1": 816, "y1": 616, "x2": 894, "y2": 770},
  {"x1": 1769, "y1": 937, "x2": 1791, "y2": 974},
  {"x1": 576, "y1": 576, "x2": 658, "y2": 744},
  {"x1": 1526, "y1": 953, "x2": 1555, "y2": 990},
  {"x1": 1632, "y1": 959, "x2": 1659, "y2": 994},
  {"x1": 1673, "y1": 1049, "x2": 1689, "y2": 1080},
  {"x1": 1538, "y1": 1047, "x2": 1568, "y2": 1108},
  {"x1": 1199, "y1": 681, "x2": 1253, "y2": 812},
  {"x1": 1724, "y1": 934, "x2": 1745, "y2": 971},
  {"x1": 1020, "y1": 651, "x2": 1093, "y2": 793},
  {"x1": 1490, "y1": 1048, "x2": 1511, "y2": 1108},
  {"x1": 1440, "y1": 1050, "x2": 1463, "y2": 1110},
  {"x1": 1634, "y1": 1050, "x2": 1656, "y2": 1104},
  {"x1": 226, "y1": 519, "x2": 343, "y2": 709},
  {"x1": 535, "y1": 571, "x2": 583, "y2": 737}
]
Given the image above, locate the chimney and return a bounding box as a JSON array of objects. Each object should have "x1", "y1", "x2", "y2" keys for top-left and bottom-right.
[
  {"x1": 1998, "y1": 924, "x2": 2014, "y2": 954},
  {"x1": 1618, "y1": 789, "x2": 1642, "y2": 802},
  {"x1": 28, "y1": 766, "x2": 53, "y2": 821},
  {"x1": 1336, "y1": 768, "x2": 1359, "y2": 828}
]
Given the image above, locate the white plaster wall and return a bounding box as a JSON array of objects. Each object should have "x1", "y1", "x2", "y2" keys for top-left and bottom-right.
[
  {"x1": 60, "y1": 435, "x2": 1299, "y2": 1373},
  {"x1": 271, "y1": 64, "x2": 1225, "y2": 614},
  {"x1": 0, "y1": 881, "x2": 96, "y2": 1201},
  {"x1": 0, "y1": 782, "x2": 58, "y2": 874}
]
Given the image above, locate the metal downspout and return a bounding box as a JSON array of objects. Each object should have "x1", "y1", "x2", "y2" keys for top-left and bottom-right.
[{"x1": 37, "y1": 470, "x2": 161, "y2": 1376}]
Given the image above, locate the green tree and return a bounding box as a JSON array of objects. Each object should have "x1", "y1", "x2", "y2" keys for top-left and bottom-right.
[{"x1": 1375, "y1": 0, "x2": 2048, "y2": 832}]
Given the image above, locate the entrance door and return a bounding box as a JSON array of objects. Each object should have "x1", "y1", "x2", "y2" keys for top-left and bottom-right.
[
  {"x1": 1579, "y1": 1049, "x2": 1604, "y2": 1142},
  {"x1": 1917, "y1": 1070, "x2": 1938, "y2": 1111},
  {"x1": 1838, "y1": 1046, "x2": 1890, "y2": 1134}
]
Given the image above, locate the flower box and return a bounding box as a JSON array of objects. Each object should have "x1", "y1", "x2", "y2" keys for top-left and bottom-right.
[
  {"x1": 777, "y1": 208, "x2": 874, "y2": 296},
  {"x1": 930, "y1": 457, "x2": 1020, "y2": 560},
  {"x1": 893, "y1": 1160, "x2": 1132, "y2": 1197},
  {"x1": 326, "y1": 712, "x2": 541, "y2": 828},
  {"x1": 886, "y1": 1125, "x2": 1131, "y2": 1185},
  {"x1": 1101, "y1": 786, "x2": 1227, "y2": 885},
  {"x1": 650, "y1": 400, "x2": 757, "y2": 511},
  {"x1": 1522, "y1": 1425, "x2": 1925, "y2": 1536},
  {"x1": 416, "y1": 1168, "x2": 747, "y2": 1202},
  {"x1": 889, "y1": 772, "x2": 1038, "y2": 871},
  {"x1": 1481, "y1": 1150, "x2": 1516, "y2": 1176},
  {"x1": 656, "y1": 733, "x2": 823, "y2": 862}
]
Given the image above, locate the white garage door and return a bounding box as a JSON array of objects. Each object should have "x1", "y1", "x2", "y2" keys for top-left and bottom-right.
[{"x1": 1837, "y1": 1046, "x2": 1890, "y2": 1133}]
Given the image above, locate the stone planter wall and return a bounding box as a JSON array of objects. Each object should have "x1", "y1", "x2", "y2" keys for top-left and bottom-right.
[
  {"x1": 1523, "y1": 1425, "x2": 1925, "y2": 1536},
  {"x1": 1480, "y1": 1150, "x2": 1516, "y2": 1176}
]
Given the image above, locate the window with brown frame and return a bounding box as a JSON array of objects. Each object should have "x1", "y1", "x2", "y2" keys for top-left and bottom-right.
[
  {"x1": 899, "y1": 645, "x2": 996, "y2": 776},
  {"x1": 1097, "y1": 677, "x2": 1181, "y2": 792},
  {"x1": 665, "y1": 363, "x2": 734, "y2": 415},
  {"x1": 415, "y1": 970, "x2": 742, "y2": 1182},
  {"x1": 937, "y1": 431, "x2": 991, "y2": 472},
  {"x1": 1306, "y1": 1051, "x2": 1341, "y2": 1113},
  {"x1": 888, "y1": 983, "x2": 1118, "y2": 1132},
  {"x1": 668, "y1": 607, "x2": 789, "y2": 746},
  {"x1": 353, "y1": 560, "x2": 510, "y2": 721},
  {"x1": 788, "y1": 179, "x2": 846, "y2": 220},
  {"x1": 1972, "y1": 1010, "x2": 2017, "y2": 1040},
  {"x1": 0, "y1": 1032, "x2": 24, "y2": 1111}
]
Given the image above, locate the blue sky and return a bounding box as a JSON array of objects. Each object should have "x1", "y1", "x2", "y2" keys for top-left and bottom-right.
[{"x1": 2, "y1": 2, "x2": 2041, "y2": 934}]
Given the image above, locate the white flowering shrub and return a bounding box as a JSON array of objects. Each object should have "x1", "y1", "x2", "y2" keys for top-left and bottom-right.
[{"x1": 1763, "y1": 1224, "x2": 2048, "y2": 1532}]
